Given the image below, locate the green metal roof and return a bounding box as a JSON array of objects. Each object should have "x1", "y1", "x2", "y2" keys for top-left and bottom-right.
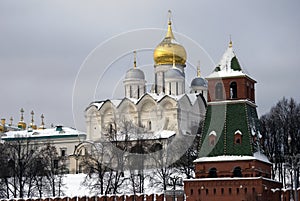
[{"x1": 198, "y1": 101, "x2": 261, "y2": 157}]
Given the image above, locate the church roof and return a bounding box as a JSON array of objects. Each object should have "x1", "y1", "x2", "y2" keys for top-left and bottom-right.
[
  {"x1": 87, "y1": 93, "x2": 201, "y2": 111},
  {"x1": 125, "y1": 68, "x2": 145, "y2": 80},
  {"x1": 198, "y1": 100, "x2": 263, "y2": 157},
  {"x1": 2, "y1": 125, "x2": 86, "y2": 141}
]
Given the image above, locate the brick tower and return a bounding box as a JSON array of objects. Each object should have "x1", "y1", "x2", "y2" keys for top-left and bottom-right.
[{"x1": 184, "y1": 40, "x2": 282, "y2": 201}]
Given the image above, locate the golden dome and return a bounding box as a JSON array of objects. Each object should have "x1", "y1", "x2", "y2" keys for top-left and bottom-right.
[{"x1": 153, "y1": 13, "x2": 187, "y2": 66}]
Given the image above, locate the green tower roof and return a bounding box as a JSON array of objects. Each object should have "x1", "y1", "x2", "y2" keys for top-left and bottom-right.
[{"x1": 198, "y1": 101, "x2": 262, "y2": 157}]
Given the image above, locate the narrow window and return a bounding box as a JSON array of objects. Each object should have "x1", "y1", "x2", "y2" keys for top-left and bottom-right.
[
  {"x1": 215, "y1": 82, "x2": 223, "y2": 100},
  {"x1": 129, "y1": 86, "x2": 132, "y2": 98},
  {"x1": 137, "y1": 87, "x2": 140, "y2": 99},
  {"x1": 236, "y1": 188, "x2": 239, "y2": 194},
  {"x1": 162, "y1": 72, "x2": 165, "y2": 93},
  {"x1": 109, "y1": 123, "x2": 113, "y2": 134},
  {"x1": 176, "y1": 82, "x2": 179, "y2": 95},
  {"x1": 233, "y1": 166, "x2": 242, "y2": 177},
  {"x1": 209, "y1": 167, "x2": 217, "y2": 178},
  {"x1": 234, "y1": 130, "x2": 242, "y2": 144},
  {"x1": 148, "y1": 121, "x2": 151, "y2": 130},
  {"x1": 213, "y1": 188, "x2": 216, "y2": 195},
  {"x1": 230, "y1": 81, "x2": 237, "y2": 99},
  {"x1": 191, "y1": 189, "x2": 193, "y2": 195},
  {"x1": 169, "y1": 82, "x2": 171, "y2": 95},
  {"x1": 209, "y1": 131, "x2": 217, "y2": 146},
  {"x1": 229, "y1": 188, "x2": 232, "y2": 195},
  {"x1": 221, "y1": 188, "x2": 224, "y2": 195},
  {"x1": 206, "y1": 189, "x2": 208, "y2": 195}
]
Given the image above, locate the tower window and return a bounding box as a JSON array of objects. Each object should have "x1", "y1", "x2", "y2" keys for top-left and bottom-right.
[
  {"x1": 137, "y1": 87, "x2": 140, "y2": 98},
  {"x1": 176, "y1": 82, "x2": 178, "y2": 95},
  {"x1": 129, "y1": 86, "x2": 132, "y2": 98},
  {"x1": 208, "y1": 167, "x2": 217, "y2": 178},
  {"x1": 233, "y1": 166, "x2": 242, "y2": 177},
  {"x1": 209, "y1": 131, "x2": 217, "y2": 146},
  {"x1": 169, "y1": 82, "x2": 171, "y2": 95},
  {"x1": 215, "y1": 82, "x2": 223, "y2": 100},
  {"x1": 230, "y1": 81, "x2": 237, "y2": 99},
  {"x1": 148, "y1": 121, "x2": 152, "y2": 130},
  {"x1": 234, "y1": 130, "x2": 242, "y2": 144}
]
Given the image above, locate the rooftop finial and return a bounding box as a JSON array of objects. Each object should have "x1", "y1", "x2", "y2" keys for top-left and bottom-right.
[
  {"x1": 40, "y1": 114, "x2": 45, "y2": 129},
  {"x1": 9, "y1": 116, "x2": 13, "y2": 126},
  {"x1": 20, "y1": 108, "x2": 24, "y2": 121},
  {"x1": 31, "y1": 110, "x2": 35, "y2": 124},
  {"x1": 133, "y1": 50, "x2": 137, "y2": 69},
  {"x1": 166, "y1": 10, "x2": 175, "y2": 39},
  {"x1": 197, "y1": 61, "x2": 201, "y2": 77},
  {"x1": 229, "y1": 35, "x2": 233, "y2": 48},
  {"x1": 168, "y1": 10, "x2": 172, "y2": 25}
]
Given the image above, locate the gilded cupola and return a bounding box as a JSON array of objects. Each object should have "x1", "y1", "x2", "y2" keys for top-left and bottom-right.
[{"x1": 153, "y1": 10, "x2": 187, "y2": 66}]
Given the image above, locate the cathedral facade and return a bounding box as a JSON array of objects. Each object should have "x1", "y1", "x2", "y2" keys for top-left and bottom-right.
[{"x1": 84, "y1": 15, "x2": 207, "y2": 155}]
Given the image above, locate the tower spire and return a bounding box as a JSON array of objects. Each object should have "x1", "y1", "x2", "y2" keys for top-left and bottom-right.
[
  {"x1": 39, "y1": 114, "x2": 45, "y2": 129},
  {"x1": 31, "y1": 110, "x2": 35, "y2": 125},
  {"x1": 9, "y1": 116, "x2": 13, "y2": 126},
  {"x1": 166, "y1": 10, "x2": 175, "y2": 39},
  {"x1": 133, "y1": 50, "x2": 137, "y2": 69},
  {"x1": 20, "y1": 108, "x2": 24, "y2": 122},
  {"x1": 229, "y1": 35, "x2": 233, "y2": 48},
  {"x1": 197, "y1": 61, "x2": 201, "y2": 77}
]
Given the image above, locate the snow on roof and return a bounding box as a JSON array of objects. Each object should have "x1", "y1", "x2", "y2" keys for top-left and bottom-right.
[
  {"x1": 206, "y1": 68, "x2": 246, "y2": 79},
  {"x1": 91, "y1": 101, "x2": 104, "y2": 109},
  {"x1": 2, "y1": 126, "x2": 86, "y2": 140},
  {"x1": 110, "y1": 99, "x2": 122, "y2": 107},
  {"x1": 194, "y1": 152, "x2": 271, "y2": 164},
  {"x1": 206, "y1": 46, "x2": 246, "y2": 79},
  {"x1": 184, "y1": 176, "x2": 280, "y2": 182},
  {"x1": 185, "y1": 94, "x2": 198, "y2": 105},
  {"x1": 113, "y1": 130, "x2": 175, "y2": 142},
  {"x1": 234, "y1": 130, "x2": 242, "y2": 135}
]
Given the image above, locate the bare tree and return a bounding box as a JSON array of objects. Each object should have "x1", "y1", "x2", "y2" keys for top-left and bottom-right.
[{"x1": 260, "y1": 97, "x2": 300, "y2": 199}]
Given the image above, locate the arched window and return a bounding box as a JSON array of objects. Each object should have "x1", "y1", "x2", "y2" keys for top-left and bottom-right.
[
  {"x1": 129, "y1": 86, "x2": 132, "y2": 98},
  {"x1": 215, "y1": 82, "x2": 223, "y2": 100},
  {"x1": 233, "y1": 166, "x2": 242, "y2": 177},
  {"x1": 209, "y1": 167, "x2": 217, "y2": 178},
  {"x1": 234, "y1": 130, "x2": 242, "y2": 144},
  {"x1": 109, "y1": 123, "x2": 113, "y2": 134},
  {"x1": 230, "y1": 82, "x2": 237, "y2": 99}
]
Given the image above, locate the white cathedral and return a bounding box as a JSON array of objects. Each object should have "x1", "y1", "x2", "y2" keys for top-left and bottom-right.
[{"x1": 84, "y1": 14, "x2": 208, "y2": 152}]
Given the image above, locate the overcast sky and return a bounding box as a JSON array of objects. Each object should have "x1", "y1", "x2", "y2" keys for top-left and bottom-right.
[{"x1": 1, "y1": 0, "x2": 300, "y2": 131}]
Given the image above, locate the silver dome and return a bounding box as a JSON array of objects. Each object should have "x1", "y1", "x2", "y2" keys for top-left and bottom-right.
[
  {"x1": 125, "y1": 68, "x2": 145, "y2": 80},
  {"x1": 191, "y1": 77, "x2": 208, "y2": 87}
]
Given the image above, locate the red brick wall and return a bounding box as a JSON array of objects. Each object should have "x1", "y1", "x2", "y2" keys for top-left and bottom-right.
[
  {"x1": 184, "y1": 177, "x2": 284, "y2": 201},
  {"x1": 207, "y1": 76, "x2": 256, "y2": 102},
  {"x1": 195, "y1": 159, "x2": 272, "y2": 179}
]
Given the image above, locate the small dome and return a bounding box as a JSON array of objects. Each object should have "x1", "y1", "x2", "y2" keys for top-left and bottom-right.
[
  {"x1": 153, "y1": 20, "x2": 186, "y2": 66},
  {"x1": 165, "y1": 68, "x2": 184, "y2": 79},
  {"x1": 191, "y1": 77, "x2": 208, "y2": 87},
  {"x1": 125, "y1": 68, "x2": 145, "y2": 80}
]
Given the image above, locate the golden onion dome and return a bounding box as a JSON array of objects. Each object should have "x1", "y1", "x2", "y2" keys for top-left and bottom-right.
[{"x1": 153, "y1": 14, "x2": 187, "y2": 66}]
